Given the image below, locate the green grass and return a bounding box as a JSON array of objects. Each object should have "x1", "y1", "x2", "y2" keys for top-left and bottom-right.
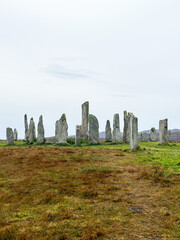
[{"x1": 0, "y1": 141, "x2": 179, "y2": 239}]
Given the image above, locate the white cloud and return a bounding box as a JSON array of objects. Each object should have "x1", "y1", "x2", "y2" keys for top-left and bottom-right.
[{"x1": 0, "y1": 0, "x2": 180, "y2": 138}]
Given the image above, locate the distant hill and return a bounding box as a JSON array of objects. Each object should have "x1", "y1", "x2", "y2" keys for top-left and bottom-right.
[
  {"x1": 99, "y1": 129, "x2": 180, "y2": 139},
  {"x1": 69, "y1": 129, "x2": 180, "y2": 141}
]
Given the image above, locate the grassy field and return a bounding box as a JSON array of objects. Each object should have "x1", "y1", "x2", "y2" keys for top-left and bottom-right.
[{"x1": 0, "y1": 141, "x2": 179, "y2": 239}]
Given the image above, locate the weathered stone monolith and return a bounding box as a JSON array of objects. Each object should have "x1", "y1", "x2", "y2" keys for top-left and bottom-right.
[
  {"x1": 81, "y1": 101, "x2": 89, "y2": 139},
  {"x1": 123, "y1": 111, "x2": 130, "y2": 143},
  {"x1": 88, "y1": 114, "x2": 99, "y2": 144},
  {"x1": 150, "y1": 127, "x2": 157, "y2": 141},
  {"x1": 112, "y1": 114, "x2": 121, "y2": 143},
  {"x1": 14, "y1": 128, "x2": 18, "y2": 141},
  {"x1": 6, "y1": 128, "x2": 14, "y2": 145},
  {"x1": 140, "y1": 133, "x2": 150, "y2": 142},
  {"x1": 159, "y1": 119, "x2": 169, "y2": 145},
  {"x1": 29, "y1": 118, "x2": 36, "y2": 144},
  {"x1": 105, "y1": 120, "x2": 112, "y2": 142},
  {"x1": 55, "y1": 114, "x2": 68, "y2": 144},
  {"x1": 24, "y1": 114, "x2": 29, "y2": 142},
  {"x1": 129, "y1": 115, "x2": 138, "y2": 149},
  {"x1": 37, "y1": 115, "x2": 45, "y2": 143},
  {"x1": 75, "y1": 125, "x2": 81, "y2": 146}
]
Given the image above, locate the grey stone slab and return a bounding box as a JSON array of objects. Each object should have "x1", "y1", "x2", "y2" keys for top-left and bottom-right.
[
  {"x1": 88, "y1": 114, "x2": 99, "y2": 144},
  {"x1": 112, "y1": 114, "x2": 121, "y2": 143},
  {"x1": 6, "y1": 128, "x2": 14, "y2": 145},
  {"x1": 105, "y1": 120, "x2": 112, "y2": 142},
  {"x1": 55, "y1": 114, "x2": 68, "y2": 144},
  {"x1": 80, "y1": 101, "x2": 89, "y2": 140},
  {"x1": 37, "y1": 115, "x2": 45, "y2": 143}
]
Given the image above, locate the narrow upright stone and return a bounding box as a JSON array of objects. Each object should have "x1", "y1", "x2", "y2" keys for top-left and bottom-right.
[
  {"x1": 37, "y1": 115, "x2": 45, "y2": 143},
  {"x1": 75, "y1": 125, "x2": 81, "y2": 146},
  {"x1": 149, "y1": 127, "x2": 157, "y2": 141},
  {"x1": 129, "y1": 115, "x2": 138, "y2": 149},
  {"x1": 159, "y1": 119, "x2": 169, "y2": 145},
  {"x1": 55, "y1": 114, "x2": 68, "y2": 144},
  {"x1": 112, "y1": 114, "x2": 121, "y2": 143},
  {"x1": 88, "y1": 114, "x2": 99, "y2": 144},
  {"x1": 105, "y1": 120, "x2": 112, "y2": 142},
  {"x1": 6, "y1": 128, "x2": 14, "y2": 145},
  {"x1": 29, "y1": 118, "x2": 36, "y2": 144},
  {"x1": 14, "y1": 128, "x2": 18, "y2": 141},
  {"x1": 24, "y1": 114, "x2": 29, "y2": 142},
  {"x1": 123, "y1": 111, "x2": 131, "y2": 143},
  {"x1": 81, "y1": 101, "x2": 89, "y2": 139}
]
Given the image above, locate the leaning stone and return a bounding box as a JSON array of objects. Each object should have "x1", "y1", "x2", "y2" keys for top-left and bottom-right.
[
  {"x1": 24, "y1": 114, "x2": 29, "y2": 142},
  {"x1": 75, "y1": 125, "x2": 81, "y2": 146},
  {"x1": 140, "y1": 133, "x2": 150, "y2": 142},
  {"x1": 149, "y1": 128, "x2": 157, "y2": 141},
  {"x1": 6, "y1": 128, "x2": 14, "y2": 145},
  {"x1": 105, "y1": 120, "x2": 112, "y2": 142},
  {"x1": 29, "y1": 118, "x2": 36, "y2": 144},
  {"x1": 129, "y1": 115, "x2": 138, "y2": 149},
  {"x1": 159, "y1": 119, "x2": 169, "y2": 145},
  {"x1": 55, "y1": 114, "x2": 68, "y2": 144},
  {"x1": 37, "y1": 115, "x2": 45, "y2": 143},
  {"x1": 112, "y1": 114, "x2": 121, "y2": 143},
  {"x1": 80, "y1": 101, "x2": 89, "y2": 140},
  {"x1": 14, "y1": 128, "x2": 18, "y2": 141},
  {"x1": 88, "y1": 114, "x2": 99, "y2": 144}
]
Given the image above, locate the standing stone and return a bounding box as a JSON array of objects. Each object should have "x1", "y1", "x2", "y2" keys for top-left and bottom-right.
[
  {"x1": 80, "y1": 101, "x2": 89, "y2": 140},
  {"x1": 6, "y1": 128, "x2": 14, "y2": 145},
  {"x1": 168, "y1": 130, "x2": 171, "y2": 141},
  {"x1": 29, "y1": 118, "x2": 36, "y2": 144},
  {"x1": 55, "y1": 114, "x2": 68, "y2": 144},
  {"x1": 37, "y1": 115, "x2": 45, "y2": 143},
  {"x1": 140, "y1": 133, "x2": 150, "y2": 142},
  {"x1": 123, "y1": 111, "x2": 131, "y2": 143},
  {"x1": 75, "y1": 125, "x2": 81, "y2": 146},
  {"x1": 105, "y1": 120, "x2": 112, "y2": 142},
  {"x1": 14, "y1": 129, "x2": 18, "y2": 141},
  {"x1": 159, "y1": 119, "x2": 169, "y2": 145},
  {"x1": 150, "y1": 128, "x2": 157, "y2": 142},
  {"x1": 129, "y1": 115, "x2": 138, "y2": 149},
  {"x1": 112, "y1": 114, "x2": 121, "y2": 143},
  {"x1": 24, "y1": 114, "x2": 29, "y2": 142},
  {"x1": 88, "y1": 114, "x2": 99, "y2": 144}
]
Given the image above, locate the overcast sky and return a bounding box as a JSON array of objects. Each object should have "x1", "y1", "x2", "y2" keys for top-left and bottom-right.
[{"x1": 0, "y1": 0, "x2": 180, "y2": 138}]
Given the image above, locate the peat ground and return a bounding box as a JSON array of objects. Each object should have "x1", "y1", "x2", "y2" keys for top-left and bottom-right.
[{"x1": 0, "y1": 141, "x2": 179, "y2": 239}]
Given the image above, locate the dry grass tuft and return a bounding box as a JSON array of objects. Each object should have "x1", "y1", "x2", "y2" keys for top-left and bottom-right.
[{"x1": 0, "y1": 143, "x2": 179, "y2": 239}]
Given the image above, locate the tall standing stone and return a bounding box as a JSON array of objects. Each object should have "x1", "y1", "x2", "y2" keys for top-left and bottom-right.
[
  {"x1": 14, "y1": 128, "x2": 18, "y2": 141},
  {"x1": 129, "y1": 115, "x2": 138, "y2": 149},
  {"x1": 24, "y1": 114, "x2": 29, "y2": 142},
  {"x1": 88, "y1": 114, "x2": 99, "y2": 144},
  {"x1": 159, "y1": 119, "x2": 169, "y2": 145},
  {"x1": 81, "y1": 101, "x2": 89, "y2": 140},
  {"x1": 123, "y1": 111, "x2": 131, "y2": 143},
  {"x1": 105, "y1": 120, "x2": 112, "y2": 142},
  {"x1": 149, "y1": 127, "x2": 157, "y2": 142},
  {"x1": 29, "y1": 118, "x2": 36, "y2": 144},
  {"x1": 55, "y1": 114, "x2": 68, "y2": 144},
  {"x1": 37, "y1": 115, "x2": 45, "y2": 143},
  {"x1": 75, "y1": 125, "x2": 81, "y2": 146},
  {"x1": 112, "y1": 114, "x2": 121, "y2": 143},
  {"x1": 6, "y1": 128, "x2": 14, "y2": 145}
]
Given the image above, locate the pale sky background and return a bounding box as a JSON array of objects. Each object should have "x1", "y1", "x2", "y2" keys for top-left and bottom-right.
[{"x1": 0, "y1": 0, "x2": 180, "y2": 139}]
